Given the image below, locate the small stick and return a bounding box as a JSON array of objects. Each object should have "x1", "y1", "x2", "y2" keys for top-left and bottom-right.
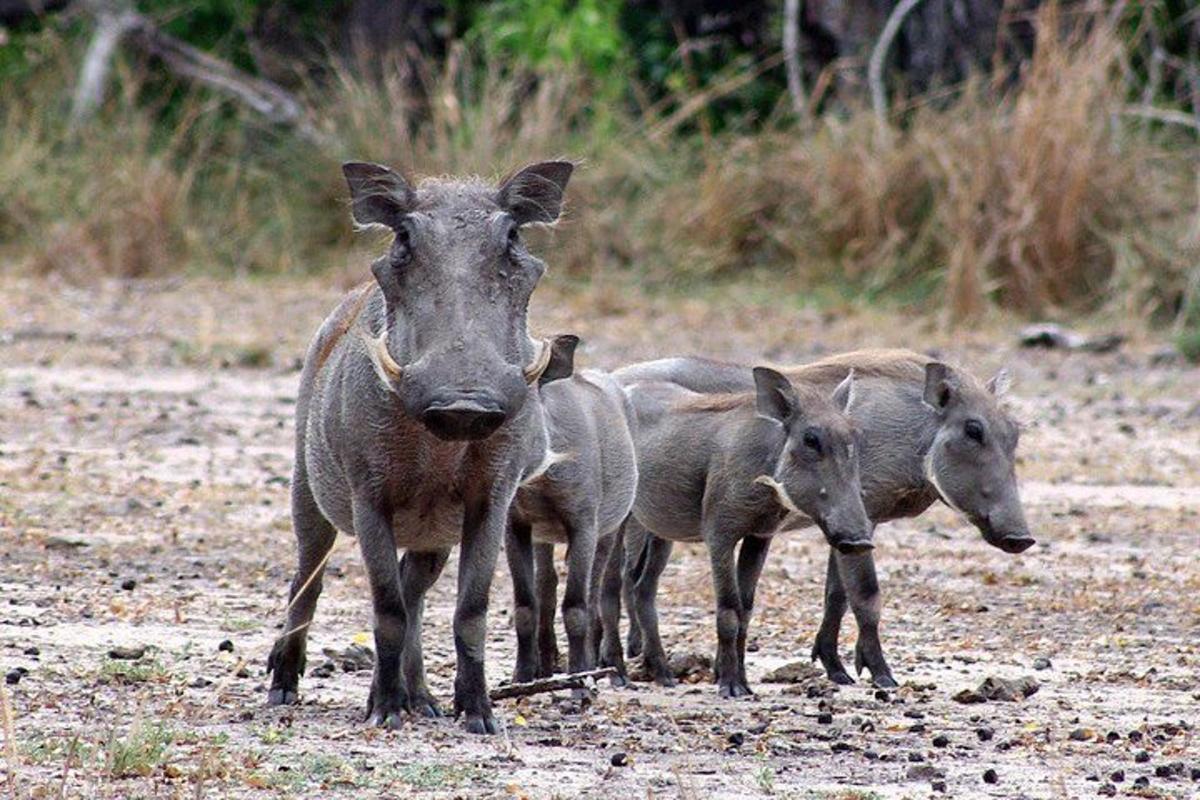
[{"x1": 488, "y1": 668, "x2": 616, "y2": 701}]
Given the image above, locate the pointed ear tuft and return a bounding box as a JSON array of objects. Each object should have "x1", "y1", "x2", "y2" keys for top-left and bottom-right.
[
  {"x1": 987, "y1": 368, "x2": 1012, "y2": 397},
  {"x1": 539, "y1": 335, "x2": 580, "y2": 386},
  {"x1": 832, "y1": 368, "x2": 856, "y2": 412},
  {"x1": 922, "y1": 362, "x2": 956, "y2": 412},
  {"x1": 498, "y1": 161, "x2": 574, "y2": 226},
  {"x1": 753, "y1": 367, "x2": 800, "y2": 425},
  {"x1": 342, "y1": 161, "x2": 415, "y2": 229}
]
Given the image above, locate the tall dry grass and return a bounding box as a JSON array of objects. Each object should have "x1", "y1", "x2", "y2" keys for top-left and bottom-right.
[{"x1": 1, "y1": 6, "x2": 1197, "y2": 322}]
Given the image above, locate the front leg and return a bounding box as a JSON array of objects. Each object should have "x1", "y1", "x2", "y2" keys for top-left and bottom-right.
[
  {"x1": 734, "y1": 535, "x2": 771, "y2": 694},
  {"x1": 596, "y1": 522, "x2": 629, "y2": 686},
  {"x1": 453, "y1": 497, "x2": 506, "y2": 735},
  {"x1": 812, "y1": 548, "x2": 854, "y2": 684},
  {"x1": 837, "y1": 549, "x2": 896, "y2": 688},
  {"x1": 399, "y1": 549, "x2": 450, "y2": 717},
  {"x1": 534, "y1": 543, "x2": 560, "y2": 677},
  {"x1": 561, "y1": 519, "x2": 598, "y2": 679},
  {"x1": 629, "y1": 529, "x2": 675, "y2": 687},
  {"x1": 505, "y1": 518, "x2": 539, "y2": 684},
  {"x1": 352, "y1": 498, "x2": 408, "y2": 729},
  {"x1": 707, "y1": 531, "x2": 749, "y2": 699}
]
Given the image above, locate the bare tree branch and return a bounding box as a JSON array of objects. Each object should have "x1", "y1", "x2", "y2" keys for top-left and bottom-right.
[
  {"x1": 868, "y1": 0, "x2": 928, "y2": 135},
  {"x1": 70, "y1": 0, "x2": 327, "y2": 145},
  {"x1": 1121, "y1": 104, "x2": 1200, "y2": 133},
  {"x1": 783, "y1": 0, "x2": 808, "y2": 123}
]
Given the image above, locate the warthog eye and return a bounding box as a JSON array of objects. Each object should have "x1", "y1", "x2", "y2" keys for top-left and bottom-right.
[
  {"x1": 392, "y1": 221, "x2": 413, "y2": 261},
  {"x1": 964, "y1": 419, "x2": 985, "y2": 444},
  {"x1": 507, "y1": 225, "x2": 521, "y2": 248},
  {"x1": 802, "y1": 427, "x2": 822, "y2": 454}
]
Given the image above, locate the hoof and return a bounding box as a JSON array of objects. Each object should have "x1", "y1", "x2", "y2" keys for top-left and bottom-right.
[
  {"x1": 608, "y1": 671, "x2": 629, "y2": 689},
  {"x1": 872, "y1": 673, "x2": 899, "y2": 689},
  {"x1": 368, "y1": 709, "x2": 405, "y2": 730},
  {"x1": 463, "y1": 712, "x2": 498, "y2": 735},
  {"x1": 653, "y1": 672, "x2": 678, "y2": 689},
  {"x1": 266, "y1": 687, "x2": 298, "y2": 706},
  {"x1": 409, "y1": 693, "x2": 443, "y2": 718},
  {"x1": 718, "y1": 681, "x2": 754, "y2": 699}
]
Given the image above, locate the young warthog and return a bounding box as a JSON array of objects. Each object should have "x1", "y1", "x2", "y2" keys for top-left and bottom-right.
[
  {"x1": 266, "y1": 160, "x2": 574, "y2": 734},
  {"x1": 507, "y1": 339, "x2": 639, "y2": 684},
  {"x1": 609, "y1": 368, "x2": 871, "y2": 697},
  {"x1": 613, "y1": 349, "x2": 1033, "y2": 687}
]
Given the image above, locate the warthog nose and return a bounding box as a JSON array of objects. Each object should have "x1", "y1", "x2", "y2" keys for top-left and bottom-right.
[
  {"x1": 421, "y1": 397, "x2": 506, "y2": 441},
  {"x1": 998, "y1": 535, "x2": 1036, "y2": 554}
]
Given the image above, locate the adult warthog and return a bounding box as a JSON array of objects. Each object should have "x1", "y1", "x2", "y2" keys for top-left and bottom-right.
[
  {"x1": 267, "y1": 160, "x2": 574, "y2": 734},
  {"x1": 613, "y1": 349, "x2": 1033, "y2": 688}
]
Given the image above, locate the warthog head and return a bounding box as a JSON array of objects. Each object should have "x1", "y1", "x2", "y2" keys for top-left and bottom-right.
[
  {"x1": 753, "y1": 368, "x2": 874, "y2": 554},
  {"x1": 921, "y1": 363, "x2": 1034, "y2": 554},
  {"x1": 344, "y1": 160, "x2": 573, "y2": 441}
]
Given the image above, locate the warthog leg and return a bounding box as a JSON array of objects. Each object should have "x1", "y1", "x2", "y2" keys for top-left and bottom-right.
[
  {"x1": 595, "y1": 523, "x2": 628, "y2": 686},
  {"x1": 561, "y1": 519, "x2": 598, "y2": 685},
  {"x1": 505, "y1": 519, "x2": 539, "y2": 684},
  {"x1": 628, "y1": 526, "x2": 675, "y2": 687},
  {"x1": 267, "y1": 462, "x2": 337, "y2": 706},
  {"x1": 534, "y1": 543, "x2": 560, "y2": 677},
  {"x1": 734, "y1": 534, "x2": 772, "y2": 693},
  {"x1": 811, "y1": 549, "x2": 854, "y2": 684},
  {"x1": 453, "y1": 500, "x2": 505, "y2": 734},
  {"x1": 399, "y1": 549, "x2": 450, "y2": 717},
  {"x1": 354, "y1": 499, "x2": 409, "y2": 730}
]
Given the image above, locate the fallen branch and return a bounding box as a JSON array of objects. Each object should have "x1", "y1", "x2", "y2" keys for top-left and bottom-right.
[
  {"x1": 647, "y1": 52, "x2": 784, "y2": 143},
  {"x1": 488, "y1": 667, "x2": 616, "y2": 701},
  {"x1": 868, "y1": 0, "x2": 927, "y2": 136}
]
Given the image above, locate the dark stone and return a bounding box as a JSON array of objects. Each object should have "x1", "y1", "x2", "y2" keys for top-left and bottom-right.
[
  {"x1": 610, "y1": 752, "x2": 628, "y2": 767},
  {"x1": 976, "y1": 726, "x2": 995, "y2": 741},
  {"x1": 1110, "y1": 769, "x2": 1124, "y2": 782},
  {"x1": 983, "y1": 769, "x2": 998, "y2": 784},
  {"x1": 1135, "y1": 751, "x2": 1150, "y2": 763},
  {"x1": 932, "y1": 734, "x2": 950, "y2": 748},
  {"x1": 121, "y1": 579, "x2": 137, "y2": 591},
  {"x1": 4, "y1": 669, "x2": 20, "y2": 685},
  {"x1": 218, "y1": 639, "x2": 234, "y2": 652},
  {"x1": 817, "y1": 713, "x2": 833, "y2": 725},
  {"x1": 727, "y1": 732, "x2": 745, "y2": 747}
]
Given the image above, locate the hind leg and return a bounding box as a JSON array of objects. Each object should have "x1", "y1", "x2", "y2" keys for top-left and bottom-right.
[
  {"x1": 561, "y1": 520, "x2": 597, "y2": 680},
  {"x1": 506, "y1": 519, "x2": 539, "y2": 684},
  {"x1": 622, "y1": 521, "x2": 650, "y2": 658},
  {"x1": 399, "y1": 549, "x2": 450, "y2": 716},
  {"x1": 629, "y1": 528, "x2": 675, "y2": 687},
  {"x1": 534, "y1": 543, "x2": 560, "y2": 677},
  {"x1": 267, "y1": 464, "x2": 337, "y2": 706},
  {"x1": 596, "y1": 523, "x2": 629, "y2": 685}
]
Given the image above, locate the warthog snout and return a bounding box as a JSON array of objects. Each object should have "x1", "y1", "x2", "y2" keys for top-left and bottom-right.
[
  {"x1": 975, "y1": 509, "x2": 1036, "y2": 554},
  {"x1": 421, "y1": 393, "x2": 507, "y2": 441},
  {"x1": 832, "y1": 537, "x2": 875, "y2": 555},
  {"x1": 993, "y1": 533, "x2": 1036, "y2": 554}
]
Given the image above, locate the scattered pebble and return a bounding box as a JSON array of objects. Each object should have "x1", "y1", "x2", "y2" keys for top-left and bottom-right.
[
  {"x1": 1135, "y1": 750, "x2": 1150, "y2": 763},
  {"x1": 23, "y1": 646, "x2": 39, "y2": 656},
  {"x1": 189, "y1": 677, "x2": 213, "y2": 689},
  {"x1": 727, "y1": 732, "x2": 744, "y2": 747},
  {"x1": 610, "y1": 752, "x2": 628, "y2": 767},
  {"x1": 1133, "y1": 776, "x2": 1149, "y2": 789},
  {"x1": 5, "y1": 669, "x2": 21, "y2": 685},
  {"x1": 218, "y1": 639, "x2": 234, "y2": 652},
  {"x1": 1097, "y1": 783, "x2": 1117, "y2": 796},
  {"x1": 976, "y1": 726, "x2": 995, "y2": 741},
  {"x1": 120, "y1": 578, "x2": 137, "y2": 591},
  {"x1": 931, "y1": 780, "x2": 946, "y2": 793},
  {"x1": 1032, "y1": 657, "x2": 1052, "y2": 670},
  {"x1": 932, "y1": 734, "x2": 949, "y2": 748},
  {"x1": 982, "y1": 769, "x2": 998, "y2": 784},
  {"x1": 1110, "y1": 769, "x2": 1124, "y2": 782},
  {"x1": 816, "y1": 713, "x2": 833, "y2": 725},
  {"x1": 108, "y1": 646, "x2": 146, "y2": 660}
]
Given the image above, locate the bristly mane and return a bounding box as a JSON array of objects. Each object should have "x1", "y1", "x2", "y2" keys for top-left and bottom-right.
[
  {"x1": 782, "y1": 348, "x2": 931, "y2": 386},
  {"x1": 672, "y1": 381, "x2": 833, "y2": 414}
]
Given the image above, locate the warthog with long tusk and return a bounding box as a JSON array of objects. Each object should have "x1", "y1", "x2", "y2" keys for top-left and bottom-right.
[
  {"x1": 611, "y1": 349, "x2": 1032, "y2": 688},
  {"x1": 506, "y1": 336, "x2": 639, "y2": 687},
  {"x1": 604, "y1": 367, "x2": 871, "y2": 697},
  {"x1": 266, "y1": 159, "x2": 574, "y2": 734}
]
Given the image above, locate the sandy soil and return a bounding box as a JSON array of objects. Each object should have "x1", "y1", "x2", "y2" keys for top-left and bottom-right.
[{"x1": 1, "y1": 275, "x2": 1198, "y2": 799}]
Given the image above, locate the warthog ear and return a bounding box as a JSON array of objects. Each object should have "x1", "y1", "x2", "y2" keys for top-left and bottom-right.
[
  {"x1": 753, "y1": 367, "x2": 800, "y2": 426},
  {"x1": 342, "y1": 162, "x2": 415, "y2": 230},
  {"x1": 922, "y1": 362, "x2": 957, "y2": 412},
  {"x1": 498, "y1": 161, "x2": 574, "y2": 226},
  {"x1": 832, "y1": 368, "x2": 857, "y2": 412},
  {"x1": 987, "y1": 368, "x2": 1012, "y2": 397},
  {"x1": 539, "y1": 335, "x2": 580, "y2": 386}
]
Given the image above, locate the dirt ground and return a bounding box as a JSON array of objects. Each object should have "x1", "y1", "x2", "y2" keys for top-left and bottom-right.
[{"x1": 1, "y1": 275, "x2": 1198, "y2": 799}]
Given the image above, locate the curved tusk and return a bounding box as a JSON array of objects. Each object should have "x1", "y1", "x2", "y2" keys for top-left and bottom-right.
[
  {"x1": 523, "y1": 338, "x2": 552, "y2": 385},
  {"x1": 361, "y1": 330, "x2": 403, "y2": 388}
]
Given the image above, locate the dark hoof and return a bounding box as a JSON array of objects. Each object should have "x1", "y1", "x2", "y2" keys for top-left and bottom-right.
[
  {"x1": 409, "y1": 693, "x2": 443, "y2": 718},
  {"x1": 512, "y1": 665, "x2": 537, "y2": 685},
  {"x1": 266, "y1": 687, "x2": 298, "y2": 706},
  {"x1": 368, "y1": 709, "x2": 405, "y2": 730},
  {"x1": 608, "y1": 671, "x2": 629, "y2": 689},
  {"x1": 653, "y1": 671, "x2": 678, "y2": 688},
  {"x1": 718, "y1": 681, "x2": 755, "y2": 699},
  {"x1": 463, "y1": 712, "x2": 498, "y2": 735},
  {"x1": 872, "y1": 673, "x2": 899, "y2": 689},
  {"x1": 626, "y1": 634, "x2": 643, "y2": 659},
  {"x1": 828, "y1": 669, "x2": 856, "y2": 685}
]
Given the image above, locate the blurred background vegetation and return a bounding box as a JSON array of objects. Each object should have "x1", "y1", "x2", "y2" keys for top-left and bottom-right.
[{"x1": 0, "y1": 0, "x2": 1198, "y2": 330}]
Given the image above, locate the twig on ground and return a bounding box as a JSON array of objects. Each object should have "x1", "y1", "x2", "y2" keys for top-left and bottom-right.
[{"x1": 488, "y1": 668, "x2": 616, "y2": 701}]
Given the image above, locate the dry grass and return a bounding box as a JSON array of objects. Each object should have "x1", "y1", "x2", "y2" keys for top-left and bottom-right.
[{"x1": 1, "y1": 7, "x2": 1196, "y2": 322}]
